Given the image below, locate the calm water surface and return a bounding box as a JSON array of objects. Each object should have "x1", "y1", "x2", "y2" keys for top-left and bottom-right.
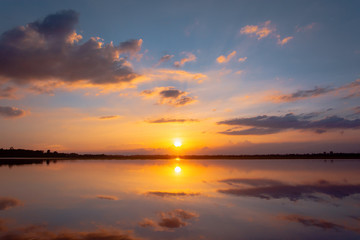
[{"x1": 1, "y1": 159, "x2": 360, "y2": 239}]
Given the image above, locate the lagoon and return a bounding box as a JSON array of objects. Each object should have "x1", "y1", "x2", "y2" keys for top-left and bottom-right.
[{"x1": 1, "y1": 159, "x2": 360, "y2": 239}]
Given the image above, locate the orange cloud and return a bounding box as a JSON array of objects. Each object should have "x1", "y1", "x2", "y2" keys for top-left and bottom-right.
[
  {"x1": 138, "y1": 68, "x2": 207, "y2": 85},
  {"x1": 241, "y1": 21, "x2": 294, "y2": 45},
  {"x1": 174, "y1": 52, "x2": 196, "y2": 67},
  {"x1": 240, "y1": 20, "x2": 274, "y2": 39},
  {"x1": 277, "y1": 36, "x2": 293, "y2": 45},
  {"x1": 216, "y1": 51, "x2": 237, "y2": 64},
  {"x1": 238, "y1": 57, "x2": 247, "y2": 62}
]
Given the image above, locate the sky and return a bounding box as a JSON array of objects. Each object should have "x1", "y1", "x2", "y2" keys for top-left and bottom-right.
[{"x1": 0, "y1": 0, "x2": 359, "y2": 154}]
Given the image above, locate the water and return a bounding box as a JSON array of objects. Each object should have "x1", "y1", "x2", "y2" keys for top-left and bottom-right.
[{"x1": 1, "y1": 159, "x2": 360, "y2": 239}]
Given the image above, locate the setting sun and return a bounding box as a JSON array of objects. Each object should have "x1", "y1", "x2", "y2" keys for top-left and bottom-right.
[
  {"x1": 174, "y1": 166, "x2": 181, "y2": 173},
  {"x1": 174, "y1": 139, "x2": 182, "y2": 147}
]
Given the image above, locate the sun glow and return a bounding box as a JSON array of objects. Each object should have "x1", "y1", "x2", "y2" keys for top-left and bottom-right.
[
  {"x1": 174, "y1": 139, "x2": 182, "y2": 147},
  {"x1": 175, "y1": 166, "x2": 181, "y2": 173}
]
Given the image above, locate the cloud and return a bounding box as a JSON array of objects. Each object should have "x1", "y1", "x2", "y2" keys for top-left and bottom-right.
[
  {"x1": 0, "y1": 225, "x2": 138, "y2": 240},
  {"x1": 240, "y1": 20, "x2": 274, "y2": 40},
  {"x1": 218, "y1": 179, "x2": 360, "y2": 202},
  {"x1": 277, "y1": 36, "x2": 293, "y2": 45},
  {"x1": 0, "y1": 106, "x2": 26, "y2": 118},
  {"x1": 96, "y1": 195, "x2": 118, "y2": 200},
  {"x1": 238, "y1": 57, "x2": 247, "y2": 62},
  {"x1": 216, "y1": 51, "x2": 236, "y2": 64},
  {"x1": 0, "y1": 197, "x2": 22, "y2": 210},
  {"x1": 155, "y1": 54, "x2": 174, "y2": 66},
  {"x1": 138, "y1": 69, "x2": 207, "y2": 84},
  {"x1": 146, "y1": 191, "x2": 200, "y2": 197},
  {"x1": 139, "y1": 209, "x2": 198, "y2": 231},
  {"x1": 99, "y1": 115, "x2": 120, "y2": 120},
  {"x1": 240, "y1": 21, "x2": 294, "y2": 45},
  {"x1": 296, "y1": 23, "x2": 317, "y2": 32},
  {"x1": 159, "y1": 88, "x2": 184, "y2": 98},
  {"x1": 219, "y1": 127, "x2": 282, "y2": 135},
  {"x1": 270, "y1": 79, "x2": 360, "y2": 102},
  {"x1": 141, "y1": 87, "x2": 196, "y2": 107},
  {"x1": 0, "y1": 85, "x2": 16, "y2": 99},
  {"x1": 174, "y1": 52, "x2": 196, "y2": 67},
  {"x1": 272, "y1": 87, "x2": 333, "y2": 102},
  {"x1": 138, "y1": 218, "x2": 157, "y2": 228},
  {"x1": 0, "y1": 10, "x2": 142, "y2": 88},
  {"x1": 280, "y1": 214, "x2": 360, "y2": 233},
  {"x1": 146, "y1": 118, "x2": 199, "y2": 123},
  {"x1": 217, "y1": 113, "x2": 360, "y2": 135},
  {"x1": 219, "y1": 178, "x2": 284, "y2": 187}
]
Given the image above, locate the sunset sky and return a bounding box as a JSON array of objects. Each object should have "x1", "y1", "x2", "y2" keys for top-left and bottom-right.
[{"x1": 0, "y1": 0, "x2": 359, "y2": 154}]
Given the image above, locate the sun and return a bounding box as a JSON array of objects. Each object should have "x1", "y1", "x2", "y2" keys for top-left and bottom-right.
[
  {"x1": 175, "y1": 166, "x2": 181, "y2": 173},
  {"x1": 174, "y1": 139, "x2": 182, "y2": 147}
]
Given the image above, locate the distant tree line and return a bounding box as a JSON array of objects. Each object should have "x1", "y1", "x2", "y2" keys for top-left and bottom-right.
[{"x1": 0, "y1": 148, "x2": 359, "y2": 160}]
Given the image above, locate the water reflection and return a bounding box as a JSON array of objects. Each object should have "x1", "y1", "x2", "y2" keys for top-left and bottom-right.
[{"x1": 0, "y1": 159, "x2": 360, "y2": 239}]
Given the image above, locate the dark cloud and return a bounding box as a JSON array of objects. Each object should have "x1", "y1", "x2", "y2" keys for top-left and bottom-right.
[
  {"x1": 158, "y1": 216, "x2": 188, "y2": 229},
  {"x1": 0, "y1": 10, "x2": 142, "y2": 87},
  {"x1": 0, "y1": 225, "x2": 138, "y2": 240},
  {"x1": 174, "y1": 96, "x2": 195, "y2": 106},
  {"x1": 0, "y1": 197, "x2": 22, "y2": 210},
  {"x1": 155, "y1": 54, "x2": 174, "y2": 66},
  {"x1": 146, "y1": 118, "x2": 199, "y2": 123},
  {"x1": 277, "y1": 87, "x2": 333, "y2": 102},
  {"x1": 171, "y1": 209, "x2": 199, "y2": 220},
  {"x1": 219, "y1": 127, "x2": 281, "y2": 135},
  {"x1": 99, "y1": 115, "x2": 119, "y2": 120},
  {"x1": 0, "y1": 106, "x2": 26, "y2": 118},
  {"x1": 280, "y1": 214, "x2": 360, "y2": 233},
  {"x1": 96, "y1": 195, "x2": 118, "y2": 200},
  {"x1": 218, "y1": 113, "x2": 360, "y2": 135},
  {"x1": 219, "y1": 178, "x2": 284, "y2": 187},
  {"x1": 272, "y1": 79, "x2": 360, "y2": 102},
  {"x1": 218, "y1": 179, "x2": 360, "y2": 202},
  {"x1": 141, "y1": 87, "x2": 196, "y2": 107},
  {"x1": 146, "y1": 191, "x2": 200, "y2": 197},
  {"x1": 139, "y1": 209, "x2": 198, "y2": 231},
  {"x1": 159, "y1": 89, "x2": 184, "y2": 98}
]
